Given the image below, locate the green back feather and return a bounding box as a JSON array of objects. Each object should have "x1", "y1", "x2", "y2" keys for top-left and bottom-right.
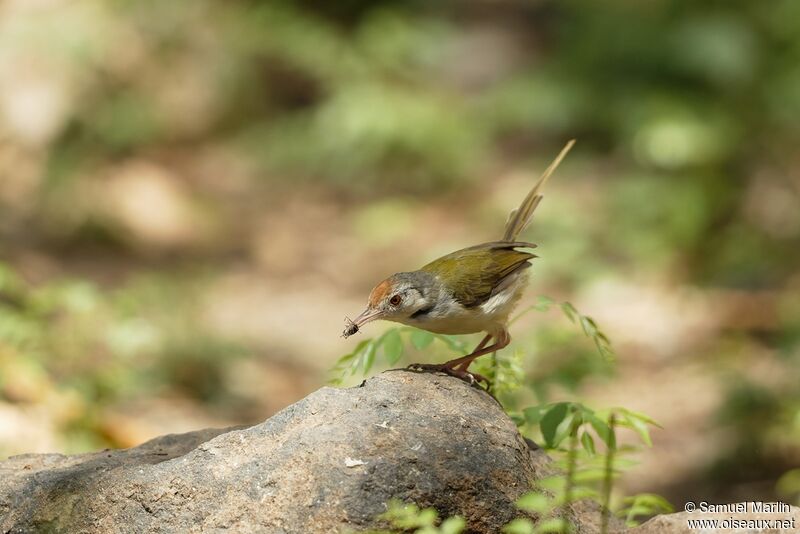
[{"x1": 421, "y1": 242, "x2": 536, "y2": 308}]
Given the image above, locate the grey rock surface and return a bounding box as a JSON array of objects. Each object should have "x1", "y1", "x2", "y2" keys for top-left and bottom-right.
[{"x1": 0, "y1": 371, "x2": 609, "y2": 533}]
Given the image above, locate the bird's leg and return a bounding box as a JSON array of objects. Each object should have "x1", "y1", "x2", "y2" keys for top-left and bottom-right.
[
  {"x1": 450, "y1": 334, "x2": 492, "y2": 371},
  {"x1": 454, "y1": 334, "x2": 492, "y2": 372},
  {"x1": 407, "y1": 335, "x2": 490, "y2": 373},
  {"x1": 407, "y1": 332, "x2": 510, "y2": 386},
  {"x1": 448, "y1": 334, "x2": 493, "y2": 371},
  {"x1": 449, "y1": 331, "x2": 510, "y2": 372},
  {"x1": 473, "y1": 333, "x2": 493, "y2": 353}
]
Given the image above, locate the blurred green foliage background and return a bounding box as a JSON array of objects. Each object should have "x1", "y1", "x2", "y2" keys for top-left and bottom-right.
[{"x1": 0, "y1": 0, "x2": 798, "y2": 508}]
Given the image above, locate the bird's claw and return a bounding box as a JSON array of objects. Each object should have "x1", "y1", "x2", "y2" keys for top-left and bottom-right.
[{"x1": 405, "y1": 363, "x2": 489, "y2": 388}]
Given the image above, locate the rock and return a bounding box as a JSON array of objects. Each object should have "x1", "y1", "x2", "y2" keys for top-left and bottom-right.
[
  {"x1": 0, "y1": 371, "x2": 610, "y2": 533},
  {"x1": 633, "y1": 503, "x2": 800, "y2": 534}
]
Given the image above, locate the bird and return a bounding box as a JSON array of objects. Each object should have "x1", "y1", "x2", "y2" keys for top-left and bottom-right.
[{"x1": 342, "y1": 140, "x2": 575, "y2": 385}]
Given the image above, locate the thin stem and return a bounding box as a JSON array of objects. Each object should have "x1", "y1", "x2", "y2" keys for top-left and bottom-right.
[
  {"x1": 487, "y1": 351, "x2": 498, "y2": 395},
  {"x1": 562, "y1": 411, "x2": 580, "y2": 530},
  {"x1": 600, "y1": 413, "x2": 617, "y2": 534}
]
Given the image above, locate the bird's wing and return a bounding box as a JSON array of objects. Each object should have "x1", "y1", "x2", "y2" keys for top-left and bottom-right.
[{"x1": 420, "y1": 242, "x2": 536, "y2": 308}]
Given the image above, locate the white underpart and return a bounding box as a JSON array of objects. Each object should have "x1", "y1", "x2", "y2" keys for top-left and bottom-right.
[{"x1": 398, "y1": 270, "x2": 530, "y2": 336}]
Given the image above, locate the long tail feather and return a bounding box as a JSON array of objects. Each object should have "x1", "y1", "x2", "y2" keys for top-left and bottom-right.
[{"x1": 502, "y1": 139, "x2": 575, "y2": 242}]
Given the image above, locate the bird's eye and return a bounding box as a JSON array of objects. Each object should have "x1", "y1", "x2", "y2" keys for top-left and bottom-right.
[{"x1": 389, "y1": 294, "x2": 402, "y2": 306}]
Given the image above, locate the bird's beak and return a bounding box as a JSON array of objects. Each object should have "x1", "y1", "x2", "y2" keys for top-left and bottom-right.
[
  {"x1": 352, "y1": 307, "x2": 383, "y2": 328},
  {"x1": 343, "y1": 307, "x2": 384, "y2": 338}
]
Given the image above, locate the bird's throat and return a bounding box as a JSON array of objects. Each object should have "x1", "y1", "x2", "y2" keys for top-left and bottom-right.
[{"x1": 409, "y1": 305, "x2": 435, "y2": 319}]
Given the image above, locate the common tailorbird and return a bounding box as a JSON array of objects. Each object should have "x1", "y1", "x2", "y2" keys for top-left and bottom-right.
[{"x1": 343, "y1": 140, "x2": 575, "y2": 384}]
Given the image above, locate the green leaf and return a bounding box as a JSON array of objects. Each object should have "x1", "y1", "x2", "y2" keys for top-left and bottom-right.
[
  {"x1": 540, "y1": 403, "x2": 569, "y2": 448},
  {"x1": 509, "y1": 412, "x2": 526, "y2": 427},
  {"x1": 618, "y1": 408, "x2": 662, "y2": 428},
  {"x1": 619, "y1": 494, "x2": 673, "y2": 527},
  {"x1": 516, "y1": 492, "x2": 551, "y2": 514},
  {"x1": 435, "y1": 334, "x2": 468, "y2": 353},
  {"x1": 362, "y1": 342, "x2": 377, "y2": 374},
  {"x1": 623, "y1": 493, "x2": 674, "y2": 513},
  {"x1": 523, "y1": 405, "x2": 549, "y2": 426},
  {"x1": 535, "y1": 295, "x2": 555, "y2": 311},
  {"x1": 440, "y1": 516, "x2": 466, "y2": 534},
  {"x1": 566, "y1": 486, "x2": 600, "y2": 501},
  {"x1": 417, "y1": 508, "x2": 438, "y2": 526},
  {"x1": 586, "y1": 414, "x2": 613, "y2": 448},
  {"x1": 573, "y1": 468, "x2": 620, "y2": 483},
  {"x1": 551, "y1": 411, "x2": 578, "y2": 449},
  {"x1": 556, "y1": 301, "x2": 616, "y2": 362},
  {"x1": 560, "y1": 302, "x2": 578, "y2": 323},
  {"x1": 776, "y1": 468, "x2": 800, "y2": 498},
  {"x1": 580, "y1": 431, "x2": 596, "y2": 455},
  {"x1": 623, "y1": 506, "x2": 654, "y2": 525},
  {"x1": 533, "y1": 517, "x2": 570, "y2": 533},
  {"x1": 329, "y1": 338, "x2": 373, "y2": 384},
  {"x1": 537, "y1": 475, "x2": 566, "y2": 492},
  {"x1": 382, "y1": 330, "x2": 404, "y2": 365},
  {"x1": 341, "y1": 340, "x2": 370, "y2": 364},
  {"x1": 510, "y1": 295, "x2": 556, "y2": 325},
  {"x1": 619, "y1": 414, "x2": 653, "y2": 447},
  {"x1": 579, "y1": 316, "x2": 596, "y2": 337},
  {"x1": 502, "y1": 518, "x2": 535, "y2": 534},
  {"x1": 628, "y1": 416, "x2": 652, "y2": 447},
  {"x1": 410, "y1": 329, "x2": 434, "y2": 350}
]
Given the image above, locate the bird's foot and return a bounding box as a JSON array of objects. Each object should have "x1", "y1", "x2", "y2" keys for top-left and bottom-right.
[{"x1": 406, "y1": 363, "x2": 489, "y2": 388}]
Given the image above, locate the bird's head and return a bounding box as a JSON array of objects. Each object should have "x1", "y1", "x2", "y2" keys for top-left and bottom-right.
[{"x1": 343, "y1": 271, "x2": 436, "y2": 337}]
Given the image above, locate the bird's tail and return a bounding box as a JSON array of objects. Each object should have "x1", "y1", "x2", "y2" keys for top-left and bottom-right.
[{"x1": 501, "y1": 139, "x2": 575, "y2": 242}]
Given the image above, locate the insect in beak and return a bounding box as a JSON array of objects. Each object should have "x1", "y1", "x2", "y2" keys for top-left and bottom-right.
[{"x1": 342, "y1": 308, "x2": 383, "y2": 338}]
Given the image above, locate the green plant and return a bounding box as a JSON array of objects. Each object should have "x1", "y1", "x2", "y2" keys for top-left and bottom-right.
[
  {"x1": 359, "y1": 500, "x2": 465, "y2": 534},
  {"x1": 513, "y1": 406, "x2": 672, "y2": 532},
  {"x1": 617, "y1": 494, "x2": 674, "y2": 528},
  {"x1": 329, "y1": 327, "x2": 467, "y2": 386},
  {"x1": 329, "y1": 296, "x2": 612, "y2": 389},
  {"x1": 777, "y1": 468, "x2": 800, "y2": 507}
]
